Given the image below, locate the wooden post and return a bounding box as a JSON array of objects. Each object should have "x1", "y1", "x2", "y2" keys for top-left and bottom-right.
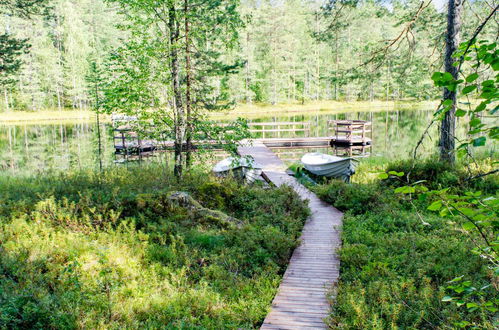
[
  {"x1": 121, "y1": 132, "x2": 125, "y2": 152},
  {"x1": 362, "y1": 123, "x2": 365, "y2": 143}
]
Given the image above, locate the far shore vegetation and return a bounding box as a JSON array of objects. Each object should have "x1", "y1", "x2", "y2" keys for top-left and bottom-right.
[{"x1": 1, "y1": 100, "x2": 440, "y2": 123}]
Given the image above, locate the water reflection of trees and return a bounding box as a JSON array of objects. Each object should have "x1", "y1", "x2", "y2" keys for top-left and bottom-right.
[
  {"x1": 0, "y1": 123, "x2": 114, "y2": 173},
  {"x1": 0, "y1": 108, "x2": 487, "y2": 173}
]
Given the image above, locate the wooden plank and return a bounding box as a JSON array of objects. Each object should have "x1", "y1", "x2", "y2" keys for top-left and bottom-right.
[
  {"x1": 335, "y1": 129, "x2": 372, "y2": 133},
  {"x1": 272, "y1": 301, "x2": 330, "y2": 308},
  {"x1": 263, "y1": 315, "x2": 326, "y2": 325},
  {"x1": 247, "y1": 121, "x2": 310, "y2": 126},
  {"x1": 264, "y1": 315, "x2": 326, "y2": 324},
  {"x1": 249, "y1": 128, "x2": 310, "y2": 133},
  {"x1": 237, "y1": 142, "x2": 342, "y2": 329}
]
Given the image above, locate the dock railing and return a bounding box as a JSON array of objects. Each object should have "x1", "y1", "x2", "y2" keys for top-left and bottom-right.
[{"x1": 247, "y1": 121, "x2": 311, "y2": 138}]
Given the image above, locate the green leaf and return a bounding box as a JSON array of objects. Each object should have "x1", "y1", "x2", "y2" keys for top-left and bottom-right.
[
  {"x1": 442, "y1": 296, "x2": 453, "y2": 302},
  {"x1": 482, "y1": 80, "x2": 494, "y2": 87},
  {"x1": 439, "y1": 208, "x2": 449, "y2": 217},
  {"x1": 379, "y1": 173, "x2": 389, "y2": 179},
  {"x1": 455, "y1": 109, "x2": 466, "y2": 117},
  {"x1": 462, "y1": 222, "x2": 475, "y2": 231},
  {"x1": 431, "y1": 72, "x2": 442, "y2": 82},
  {"x1": 387, "y1": 171, "x2": 404, "y2": 177},
  {"x1": 442, "y1": 72, "x2": 453, "y2": 81},
  {"x1": 458, "y1": 207, "x2": 475, "y2": 217},
  {"x1": 446, "y1": 83, "x2": 457, "y2": 92},
  {"x1": 472, "y1": 136, "x2": 486, "y2": 147},
  {"x1": 466, "y1": 302, "x2": 479, "y2": 309},
  {"x1": 468, "y1": 128, "x2": 481, "y2": 135},
  {"x1": 465, "y1": 73, "x2": 479, "y2": 83},
  {"x1": 475, "y1": 102, "x2": 487, "y2": 112},
  {"x1": 427, "y1": 200, "x2": 443, "y2": 211},
  {"x1": 442, "y1": 99, "x2": 453, "y2": 107},
  {"x1": 470, "y1": 118, "x2": 481, "y2": 127},
  {"x1": 462, "y1": 85, "x2": 477, "y2": 95},
  {"x1": 394, "y1": 186, "x2": 415, "y2": 194},
  {"x1": 449, "y1": 276, "x2": 464, "y2": 283}
]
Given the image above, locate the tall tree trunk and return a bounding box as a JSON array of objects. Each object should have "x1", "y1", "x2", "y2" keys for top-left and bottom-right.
[
  {"x1": 386, "y1": 61, "x2": 391, "y2": 101},
  {"x1": 56, "y1": 11, "x2": 64, "y2": 111},
  {"x1": 184, "y1": 0, "x2": 193, "y2": 168},
  {"x1": 334, "y1": 31, "x2": 339, "y2": 101},
  {"x1": 440, "y1": 0, "x2": 462, "y2": 164},
  {"x1": 4, "y1": 89, "x2": 9, "y2": 111},
  {"x1": 315, "y1": 12, "x2": 320, "y2": 101},
  {"x1": 272, "y1": 47, "x2": 277, "y2": 105},
  {"x1": 245, "y1": 28, "x2": 251, "y2": 104},
  {"x1": 168, "y1": 0, "x2": 185, "y2": 178},
  {"x1": 94, "y1": 79, "x2": 103, "y2": 172}
]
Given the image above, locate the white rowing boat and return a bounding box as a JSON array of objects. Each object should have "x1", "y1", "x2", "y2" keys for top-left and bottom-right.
[
  {"x1": 213, "y1": 157, "x2": 263, "y2": 183},
  {"x1": 301, "y1": 152, "x2": 358, "y2": 181}
]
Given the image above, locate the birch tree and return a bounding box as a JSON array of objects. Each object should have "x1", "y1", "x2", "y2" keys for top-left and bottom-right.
[{"x1": 104, "y1": 0, "x2": 243, "y2": 178}]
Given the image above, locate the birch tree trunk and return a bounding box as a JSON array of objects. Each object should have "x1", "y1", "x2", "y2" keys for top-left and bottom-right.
[
  {"x1": 4, "y1": 89, "x2": 9, "y2": 111},
  {"x1": 440, "y1": 0, "x2": 463, "y2": 164},
  {"x1": 334, "y1": 30, "x2": 339, "y2": 101},
  {"x1": 245, "y1": 29, "x2": 251, "y2": 104},
  {"x1": 184, "y1": 0, "x2": 193, "y2": 168},
  {"x1": 168, "y1": 0, "x2": 185, "y2": 178}
]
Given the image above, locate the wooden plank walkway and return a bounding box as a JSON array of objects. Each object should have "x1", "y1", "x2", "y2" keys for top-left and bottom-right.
[{"x1": 237, "y1": 141, "x2": 342, "y2": 329}]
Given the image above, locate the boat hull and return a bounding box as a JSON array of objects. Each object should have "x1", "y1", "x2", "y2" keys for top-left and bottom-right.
[
  {"x1": 214, "y1": 166, "x2": 263, "y2": 184},
  {"x1": 213, "y1": 157, "x2": 263, "y2": 184},
  {"x1": 301, "y1": 153, "x2": 358, "y2": 181}
]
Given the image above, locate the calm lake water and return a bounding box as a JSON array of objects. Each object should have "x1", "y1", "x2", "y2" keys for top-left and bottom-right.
[{"x1": 0, "y1": 108, "x2": 491, "y2": 175}]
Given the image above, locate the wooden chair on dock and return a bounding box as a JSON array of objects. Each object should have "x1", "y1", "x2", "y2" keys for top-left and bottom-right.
[{"x1": 328, "y1": 120, "x2": 372, "y2": 146}]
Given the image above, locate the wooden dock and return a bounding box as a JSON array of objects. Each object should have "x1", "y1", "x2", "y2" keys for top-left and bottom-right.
[
  {"x1": 238, "y1": 141, "x2": 342, "y2": 329},
  {"x1": 114, "y1": 137, "x2": 334, "y2": 154},
  {"x1": 113, "y1": 120, "x2": 374, "y2": 157}
]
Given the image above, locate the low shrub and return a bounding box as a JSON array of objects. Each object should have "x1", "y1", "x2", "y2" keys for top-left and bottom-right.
[
  {"x1": 313, "y1": 163, "x2": 496, "y2": 329},
  {"x1": 0, "y1": 166, "x2": 309, "y2": 329},
  {"x1": 385, "y1": 158, "x2": 498, "y2": 193}
]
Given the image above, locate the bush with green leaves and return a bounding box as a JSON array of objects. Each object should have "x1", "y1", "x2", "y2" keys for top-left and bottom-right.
[
  {"x1": 0, "y1": 165, "x2": 309, "y2": 329},
  {"x1": 312, "y1": 161, "x2": 497, "y2": 328},
  {"x1": 431, "y1": 40, "x2": 498, "y2": 156}
]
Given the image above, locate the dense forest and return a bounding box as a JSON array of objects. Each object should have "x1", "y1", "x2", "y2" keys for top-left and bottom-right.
[{"x1": 1, "y1": 0, "x2": 497, "y2": 111}]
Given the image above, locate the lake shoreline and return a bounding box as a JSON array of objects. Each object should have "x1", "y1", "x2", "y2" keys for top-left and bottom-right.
[{"x1": 0, "y1": 100, "x2": 439, "y2": 124}]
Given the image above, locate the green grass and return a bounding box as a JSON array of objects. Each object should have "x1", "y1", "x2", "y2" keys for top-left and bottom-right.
[
  {"x1": 0, "y1": 166, "x2": 309, "y2": 329},
  {"x1": 312, "y1": 159, "x2": 498, "y2": 329}
]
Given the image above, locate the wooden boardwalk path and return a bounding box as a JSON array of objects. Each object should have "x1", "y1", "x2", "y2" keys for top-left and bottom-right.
[{"x1": 238, "y1": 141, "x2": 342, "y2": 329}]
